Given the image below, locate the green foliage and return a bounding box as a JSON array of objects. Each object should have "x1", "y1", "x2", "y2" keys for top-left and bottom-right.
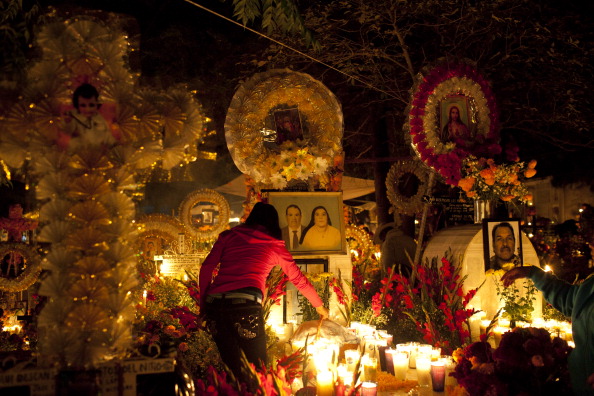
[
  {"x1": 495, "y1": 275, "x2": 538, "y2": 323},
  {"x1": 296, "y1": 272, "x2": 332, "y2": 322}
]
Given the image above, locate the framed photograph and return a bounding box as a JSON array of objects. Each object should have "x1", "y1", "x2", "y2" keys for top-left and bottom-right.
[
  {"x1": 483, "y1": 219, "x2": 523, "y2": 272},
  {"x1": 143, "y1": 237, "x2": 162, "y2": 261},
  {"x1": 273, "y1": 108, "x2": 304, "y2": 144},
  {"x1": 268, "y1": 191, "x2": 346, "y2": 254},
  {"x1": 439, "y1": 95, "x2": 472, "y2": 143}
]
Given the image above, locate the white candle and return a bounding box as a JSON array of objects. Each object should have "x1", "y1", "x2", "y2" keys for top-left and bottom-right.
[
  {"x1": 416, "y1": 356, "x2": 431, "y2": 387},
  {"x1": 316, "y1": 370, "x2": 334, "y2": 396},
  {"x1": 393, "y1": 352, "x2": 408, "y2": 381}
]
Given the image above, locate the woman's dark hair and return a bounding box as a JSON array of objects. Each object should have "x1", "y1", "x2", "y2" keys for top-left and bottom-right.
[
  {"x1": 300, "y1": 206, "x2": 331, "y2": 244},
  {"x1": 72, "y1": 83, "x2": 99, "y2": 109},
  {"x1": 244, "y1": 202, "x2": 282, "y2": 240}
]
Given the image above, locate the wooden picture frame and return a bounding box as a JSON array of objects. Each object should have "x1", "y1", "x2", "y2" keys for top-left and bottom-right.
[{"x1": 268, "y1": 191, "x2": 346, "y2": 255}]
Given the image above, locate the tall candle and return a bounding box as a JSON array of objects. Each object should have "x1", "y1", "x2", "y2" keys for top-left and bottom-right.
[
  {"x1": 344, "y1": 349, "x2": 359, "y2": 372},
  {"x1": 384, "y1": 348, "x2": 396, "y2": 376},
  {"x1": 363, "y1": 356, "x2": 378, "y2": 383},
  {"x1": 416, "y1": 356, "x2": 431, "y2": 387},
  {"x1": 430, "y1": 360, "x2": 446, "y2": 392},
  {"x1": 316, "y1": 370, "x2": 334, "y2": 396},
  {"x1": 393, "y1": 352, "x2": 408, "y2": 381}
]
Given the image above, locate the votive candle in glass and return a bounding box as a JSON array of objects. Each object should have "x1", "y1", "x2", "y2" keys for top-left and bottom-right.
[
  {"x1": 416, "y1": 356, "x2": 432, "y2": 387},
  {"x1": 344, "y1": 349, "x2": 359, "y2": 372},
  {"x1": 316, "y1": 370, "x2": 334, "y2": 396},
  {"x1": 430, "y1": 360, "x2": 446, "y2": 392},
  {"x1": 384, "y1": 348, "x2": 396, "y2": 376},
  {"x1": 360, "y1": 381, "x2": 378, "y2": 396},
  {"x1": 393, "y1": 352, "x2": 409, "y2": 381},
  {"x1": 363, "y1": 355, "x2": 378, "y2": 383}
]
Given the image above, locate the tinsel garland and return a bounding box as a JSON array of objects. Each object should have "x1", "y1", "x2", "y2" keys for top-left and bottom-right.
[{"x1": 385, "y1": 159, "x2": 429, "y2": 215}]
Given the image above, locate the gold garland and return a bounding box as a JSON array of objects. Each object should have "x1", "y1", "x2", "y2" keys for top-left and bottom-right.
[
  {"x1": 178, "y1": 189, "x2": 230, "y2": 241},
  {"x1": 0, "y1": 243, "x2": 41, "y2": 292},
  {"x1": 345, "y1": 225, "x2": 376, "y2": 266},
  {"x1": 224, "y1": 69, "x2": 343, "y2": 188},
  {"x1": 385, "y1": 159, "x2": 429, "y2": 215}
]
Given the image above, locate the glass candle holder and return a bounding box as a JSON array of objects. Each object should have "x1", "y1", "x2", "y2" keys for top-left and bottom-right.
[
  {"x1": 430, "y1": 360, "x2": 446, "y2": 392},
  {"x1": 384, "y1": 348, "x2": 396, "y2": 376},
  {"x1": 416, "y1": 356, "x2": 432, "y2": 387},
  {"x1": 393, "y1": 352, "x2": 409, "y2": 381},
  {"x1": 360, "y1": 381, "x2": 377, "y2": 396}
]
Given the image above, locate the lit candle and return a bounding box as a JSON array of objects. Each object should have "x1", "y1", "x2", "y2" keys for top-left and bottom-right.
[
  {"x1": 142, "y1": 290, "x2": 147, "y2": 305},
  {"x1": 362, "y1": 355, "x2": 378, "y2": 383},
  {"x1": 384, "y1": 348, "x2": 396, "y2": 375},
  {"x1": 393, "y1": 352, "x2": 408, "y2": 381},
  {"x1": 480, "y1": 319, "x2": 492, "y2": 335},
  {"x1": 430, "y1": 360, "x2": 446, "y2": 392},
  {"x1": 444, "y1": 356, "x2": 458, "y2": 394},
  {"x1": 344, "y1": 349, "x2": 359, "y2": 372},
  {"x1": 430, "y1": 347, "x2": 441, "y2": 361},
  {"x1": 360, "y1": 381, "x2": 377, "y2": 396},
  {"x1": 416, "y1": 356, "x2": 431, "y2": 387},
  {"x1": 316, "y1": 370, "x2": 334, "y2": 396}
]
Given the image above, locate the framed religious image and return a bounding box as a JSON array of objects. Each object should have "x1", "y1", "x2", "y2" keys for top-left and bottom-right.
[
  {"x1": 483, "y1": 219, "x2": 523, "y2": 272},
  {"x1": 268, "y1": 191, "x2": 346, "y2": 255},
  {"x1": 439, "y1": 95, "x2": 472, "y2": 144},
  {"x1": 143, "y1": 237, "x2": 162, "y2": 261},
  {"x1": 273, "y1": 108, "x2": 304, "y2": 145}
]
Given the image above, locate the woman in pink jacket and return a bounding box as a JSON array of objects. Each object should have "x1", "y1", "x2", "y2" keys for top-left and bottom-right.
[{"x1": 199, "y1": 202, "x2": 329, "y2": 380}]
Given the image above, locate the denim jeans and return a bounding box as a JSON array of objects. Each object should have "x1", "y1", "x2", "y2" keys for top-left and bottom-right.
[{"x1": 204, "y1": 299, "x2": 267, "y2": 382}]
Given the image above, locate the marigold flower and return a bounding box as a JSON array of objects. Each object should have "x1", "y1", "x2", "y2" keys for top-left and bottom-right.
[
  {"x1": 458, "y1": 177, "x2": 476, "y2": 192},
  {"x1": 466, "y1": 191, "x2": 477, "y2": 198},
  {"x1": 479, "y1": 169, "x2": 495, "y2": 179},
  {"x1": 524, "y1": 168, "x2": 537, "y2": 178},
  {"x1": 501, "y1": 195, "x2": 515, "y2": 201},
  {"x1": 178, "y1": 342, "x2": 189, "y2": 352},
  {"x1": 523, "y1": 194, "x2": 533, "y2": 201},
  {"x1": 528, "y1": 159, "x2": 537, "y2": 169},
  {"x1": 484, "y1": 177, "x2": 495, "y2": 186}
]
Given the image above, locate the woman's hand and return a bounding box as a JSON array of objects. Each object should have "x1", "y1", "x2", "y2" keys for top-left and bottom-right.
[
  {"x1": 316, "y1": 305, "x2": 330, "y2": 320},
  {"x1": 500, "y1": 267, "x2": 532, "y2": 287}
]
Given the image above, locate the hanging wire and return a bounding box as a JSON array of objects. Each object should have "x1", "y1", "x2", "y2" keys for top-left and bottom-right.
[{"x1": 181, "y1": 0, "x2": 398, "y2": 99}]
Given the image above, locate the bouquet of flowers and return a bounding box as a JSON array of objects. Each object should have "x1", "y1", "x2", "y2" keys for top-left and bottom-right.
[
  {"x1": 451, "y1": 327, "x2": 572, "y2": 396},
  {"x1": 457, "y1": 156, "x2": 536, "y2": 202}
]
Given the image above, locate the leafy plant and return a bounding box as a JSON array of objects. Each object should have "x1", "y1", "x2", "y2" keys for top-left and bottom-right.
[{"x1": 492, "y1": 270, "x2": 538, "y2": 323}]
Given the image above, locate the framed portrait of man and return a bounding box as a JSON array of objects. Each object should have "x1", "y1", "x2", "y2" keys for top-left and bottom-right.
[
  {"x1": 483, "y1": 219, "x2": 523, "y2": 272},
  {"x1": 268, "y1": 191, "x2": 346, "y2": 255},
  {"x1": 439, "y1": 95, "x2": 472, "y2": 143}
]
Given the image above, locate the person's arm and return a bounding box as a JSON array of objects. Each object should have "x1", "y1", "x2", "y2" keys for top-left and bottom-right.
[
  {"x1": 198, "y1": 234, "x2": 226, "y2": 311},
  {"x1": 501, "y1": 266, "x2": 578, "y2": 317},
  {"x1": 275, "y1": 245, "x2": 328, "y2": 319}
]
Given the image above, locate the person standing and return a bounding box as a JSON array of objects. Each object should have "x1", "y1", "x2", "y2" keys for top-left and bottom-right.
[
  {"x1": 281, "y1": 204, "x2": 304, "y2": 250},
  {"x1": 199, "y1": 202, "x2": 329, "y2": 382},
  {"x1": 502, "y1": 262, "x2": 594, "y2": 395}
]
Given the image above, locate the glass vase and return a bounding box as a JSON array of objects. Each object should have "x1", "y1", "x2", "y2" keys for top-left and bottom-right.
[{"x1": 473, "y1": 199, "x2": 496, "y2": 223}]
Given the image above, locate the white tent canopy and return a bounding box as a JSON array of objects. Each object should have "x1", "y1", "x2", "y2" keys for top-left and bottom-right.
[{"x1": 215, "y1": 174, "x2": 375, "y2": 200}]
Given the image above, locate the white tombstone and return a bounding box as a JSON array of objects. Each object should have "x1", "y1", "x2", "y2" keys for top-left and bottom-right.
[{"x1": 422, "y1": 224, "x2": 542, "y2": 321}]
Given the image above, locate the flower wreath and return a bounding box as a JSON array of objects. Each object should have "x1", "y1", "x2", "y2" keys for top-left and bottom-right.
[
  {"x1": 345, "y1": 225, "x2": 376, "y2": 266},
  {"x1": 136, "y1": 213, "x2": 186, "y2": 254},
  {"x1": 406, "y1": 61, "x2": 500, "y2": 186},
  {"x1": 178, "y1": 189, "x2": 230, "y2": 241},
  {"x1": 0, "y1": 243, "x2": 42, "y2": 292},
  {"x1": 385, "y1": 159, "x2": 429, "y2": 215},
  {"x1": 224, "y1": 69, "x2": 343, "y2": 188}
]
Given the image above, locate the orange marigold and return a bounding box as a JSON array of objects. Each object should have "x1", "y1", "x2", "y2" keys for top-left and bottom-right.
[
  {"x1": 501, "y1": 195, "x2": 515, "y2": 201},
  {"x1": 479, "y1": 169, "x2": 495, "y2": 179},
  {"x1": 524, "y1": 168, "x2": 537, "y2": 178},
  {"x1": 524, "y1": 194, "x2": 533, "y2": 201},
  {"x1": 528, "y1": 160, "x2": 537, "y2": 169},
  {"x1": 458, "y1": 177, "x2": 476, "y2": 192},
  {"x1": 484, "y1": 177, "x2": 496, "y2": 186},
  {"x1": 466, "y1": 191, "x2": 477, "y2": 198}
]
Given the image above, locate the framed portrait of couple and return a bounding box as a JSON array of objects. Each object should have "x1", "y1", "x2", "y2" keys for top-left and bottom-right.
[
  {"x1": 482, "y1": 219, "x2": 524, "y2": 272},
  {"x1": 268, "y1": 191, "x2": 347, "y2": 255}
]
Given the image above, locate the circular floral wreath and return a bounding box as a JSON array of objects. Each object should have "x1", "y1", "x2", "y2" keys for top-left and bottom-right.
[
  {"x1": 178, "y1": 189, "x2": 230, "y2": 241},
  {"x1": 345, "y1": 225, "x2": 376, "y2": 266},
  {"x1": 224, "y1": 69, "x2": 343, "y2": 186},
  {"x1": 406, "y1": 62, "x2": 500, "y2": 186},
  {"x1": 386, "y1": 159, "x2": 429, "y2": 215},
  {"x1": 135, "y1": 213, "x2": 186, "y2": 252},
  {"x1": 0, "y1": 243, "x2": 42, "y2": 292}
]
